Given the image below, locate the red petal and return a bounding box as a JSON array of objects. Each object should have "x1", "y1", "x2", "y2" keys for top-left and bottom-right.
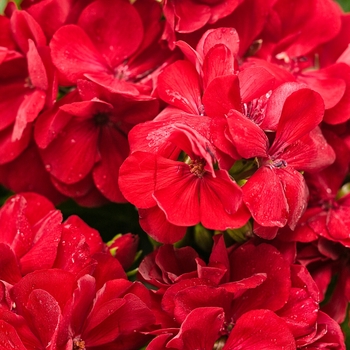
[
  {"x1": 243, "y1": 166, "x2": 288, "y2": 228},
  {"x1": 12, "y1": 89, "x2": 46, "y2": 141},
  {"x1": 157, "y1": 60, "x2": 202, "y2": 114},
  {"x1": 93, "y1": 127, "x2": 129, "y2": 203},
  {"x1": 59, "y1": 99, "x2": 113, "y2": 119},
  {"x1": 167, "y1": 307, "x2": 224, "y2": 349},
  {"x1": 224, "y1": 310, "x2": 295, "y2": 349},
  {"x1": 10, "y1": 10, "x2": 46, "y2": 53},
  {"x1": 230, "y1": 243, "x2": 291, "y2": 313},
  {"x1": 19, "y1": 210, "x2": 62, "y2": 275},
  {"x1": 54, "y1": 225, "x2": 93, "y2": 275},
  {"x1": 202, "y1": 74, "x2": 241, "y2": 117},
  {"x1": 84, "y1": 73, "x2": 141, "y2": 97},
  {"x1": 50, "y1": 25, "x2": 109, "y2": 85},
  {"x1": 270, "y1": 88, "x2": 324, "y2": 155},
  {"x1": 324, "y1": 63, "x2": 350, "y2": 124},
  {"x1": 34, "y1": 90, "x2": 78, "y2": 149},
  {"x1": 0, "y1": 244, "x2": 22, "y2": 284},
  {"x1": 78, "y1": 0, "x2": 143, "y2": 68},
  {"x1": 11, "y1": 269, "x2": 76, "y2": 315},
  {"x1": 22, "y1": 0, "x2": 71, "y2": 39},
  {"x1": 200, "y1": 169, "x2": 249, "y2": 230},
  {"x1": 226, "y1": 109, "x2": 269, "y2": 158},
  {"x1": 118, "y1": 152, "x2": 157, "y2": 209},
  {"x1": 197, "y1": 27, "x2": 240, "y2": 58},
  {"x1": 276, "y1": 167, "x2": 308, "y2": 230},
  {"x1": 0, "y1": 82, "x2": 27, "y2": 131},
  {"x1": 239, "y1": 66, "x2": 275, "y2": 103},
  {"x1": 171, "y1": 1, "x2": 210, "y2": 33},
  {"x1": 202, "y1": 44, "x2": 236, "y2": 89},
  {"x1": 298, "y1": 66, "x2": 346, "y2": 109},
  {"x1": 27, "y1": 39, "x2": 48, "y2": 90},
  {"x1": 262, "y1": 82, "x2": 304, "y2": 131},
  {"x1": 153, "y1": 159, "x2": 200, "y2": 227},
  {"x1": 139, "y1": 206, "x2": 187, "y2": 244},
  {"x1": 0, "y1": 124, "x2": 31, "y2": 164},
  {"x1": 0, "y1": 320, "x2": 27, "y2": 350},
  {"x1": 26, "y1": 289, "x2": 60, "y2": 347},
  {"x1": 277, "y1": 288, "x2": 318, "y2": 339},
  {"x1": 64, "y1": 215, "x2": 104, "y2": 255},
  {"x1": 281, "y1": 128, "x2": 335, "y2": 172},
  {"x1": 40, "y1": 119, "x2": 98, "y2": 184}
]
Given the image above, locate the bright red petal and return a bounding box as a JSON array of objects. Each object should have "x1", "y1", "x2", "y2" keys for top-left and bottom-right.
[
  {"x1": 226, "y1": 109, "x2": 269, "y2": 158},
  {"x1": 157, "y1": 60, "x2": 202, "y2": 114},
  {"x1": 243, "y1": 166, "x2": 288, "y2": 228},
  {"x1": 118, "y1": 152, "x2": 157, "y2": 209},
  {"x1": 154, "y1": 159, "x2": 200, "y2": 227},
  {"x1": 78, "y1": 0, "x2": 143, "y2": 68},
  {"x1": 202, "y1": 75, "x2": 241, "y2": 117},
  {"x1": 200, "y1": 169, "x2": 248, "y2": 230},
  {"x1": 50, "y1": 25, "x2": 109, "y2": 85},
  {"x1": 139, "y1": 206, "x2": 187, "y2": 244},
  {"x1": 93, "y1": 127, "x2": 128, "y2": 202},
  {"x1": 40, "y1": 119, "x2": 98, "y2": 184},
  {"x1": 224, "y1": 310, "x2": 296, "y2": 350},
  {"x1": 276, "y1": 167, "x2": 308, "y2": 230},
  {"x1": 270, "y1": 88, "x2": 324, "y2": 155}
]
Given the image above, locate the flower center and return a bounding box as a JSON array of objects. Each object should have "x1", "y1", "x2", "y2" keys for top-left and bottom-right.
[
  {"x1": 243, "y1": 91, "x2": 271, "y2": 125},
  {"x1": 73, "y1": 338, "x2": 85, "y2": 350},
  {"x1": 275, "y1": 52, "x2": 314, "y2": 75},
  {"x1": 114, "y1": 63, "x2": 130, "y2": 81},
  {"x1": 189, "y1": 158, "x2": 206, "y2": 178},
  {"x1": 24, "y1": 77, "x2": 34, "y2": 89},
  {"x1": 94, "y1": 112, "x2": 110, "y2": 126}
]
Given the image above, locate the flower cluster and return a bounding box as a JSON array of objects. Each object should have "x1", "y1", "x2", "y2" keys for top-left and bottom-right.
[{"x1": 0, "y1": 0, "x2": 350, "y2": 348}]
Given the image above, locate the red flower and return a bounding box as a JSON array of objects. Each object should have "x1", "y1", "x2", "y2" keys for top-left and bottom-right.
[
  {"x1": 219, "y1": 84, "x2": 335, "y2": 238},
  {"x1": 119, "y1": 123, "x2": 249, "y2": 243},
  {"x1": 50, "y1": 0, "x2": 173, "y2": 96},
  {"x1": 35, "y1": 80, "x2": 159, "y2": 205}
]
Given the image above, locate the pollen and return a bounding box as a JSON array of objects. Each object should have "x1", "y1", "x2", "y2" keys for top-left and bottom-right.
[
  {"x1": 189, "y1": 158, "x2": 206, "y2": 177},
  {"x1": 73, "y1": 338, "x2": 86, "y2": 350}
]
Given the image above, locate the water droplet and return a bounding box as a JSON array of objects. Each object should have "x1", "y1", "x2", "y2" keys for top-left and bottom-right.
[{"x1": 45, "y1": 164, "x2": 51, "y2": 172}]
